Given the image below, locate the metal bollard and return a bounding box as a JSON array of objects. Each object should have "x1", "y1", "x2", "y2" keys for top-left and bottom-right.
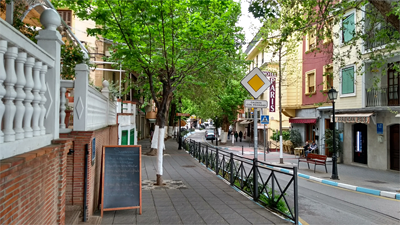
[
  {"x1": 206, "y1": 146, "x2": 209, "y2": 168},
  {"x1": 216, "y1": 148, "x2": 219, "y2": 175}
]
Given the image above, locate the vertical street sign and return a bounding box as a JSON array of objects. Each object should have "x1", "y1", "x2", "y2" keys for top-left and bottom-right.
[{"x1": 269, "y1": 78, "x2": 276, "y2": 112}]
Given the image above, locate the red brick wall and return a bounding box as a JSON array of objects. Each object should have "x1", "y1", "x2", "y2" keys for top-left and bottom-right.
[
  {"x1": 0, "y1": 139, "x2": 72, "y2": 225},
  {"x1": 61, "y1": 125, "x2": 118, "y2": 219}
]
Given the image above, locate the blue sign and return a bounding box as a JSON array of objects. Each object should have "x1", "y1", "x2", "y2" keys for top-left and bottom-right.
[
  {"x1": 261, "y1": 115, "x2": 269, "y2": 124},
  {"x1": 377, "y1": 123, "x2": 383, "y2": 134}
]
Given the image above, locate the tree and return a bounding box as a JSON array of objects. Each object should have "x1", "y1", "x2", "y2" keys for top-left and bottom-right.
[{"x1": 54, "y1": 0, "x2": 244, "y2": 185}]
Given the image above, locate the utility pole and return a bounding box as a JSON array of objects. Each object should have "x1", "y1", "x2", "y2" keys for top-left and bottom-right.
[{"x1": 278, "y1": 46, "x2": 283, "y2": 164}]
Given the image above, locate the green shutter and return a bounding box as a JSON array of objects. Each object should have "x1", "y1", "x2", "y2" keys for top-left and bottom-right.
[
  {"x1": 121, "y1": 130, "x2": 128, "y2": 145},
  {"x1": 342, "y1": 67, "x2": 354, "y2": 94},
  {"x1": 343, "y1": 13, "x2": 355, "y2": 43},
  {"x1": 130, "y1": 129, "x2": 135, "y2": 145}
]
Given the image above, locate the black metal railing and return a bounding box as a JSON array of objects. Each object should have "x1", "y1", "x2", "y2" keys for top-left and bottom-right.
[
  {"x1": 184, "y1": 139, "x2": 299, "y2": 224},
  {"x1": 366, "y1": 86, "x2": 399, "y2": 107}
]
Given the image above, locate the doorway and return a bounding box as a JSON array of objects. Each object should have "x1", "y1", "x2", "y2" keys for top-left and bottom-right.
[
  {"x1": 353, "y1": 123, "x2": 368, "y2": 164},
  {"x1": 390, "y1": 124, "x2": 399, "y2": 171}
]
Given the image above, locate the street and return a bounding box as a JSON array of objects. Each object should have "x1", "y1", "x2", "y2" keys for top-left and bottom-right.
[{"x1": 188, "y1": 130, "x2": 400, "y2": 225}]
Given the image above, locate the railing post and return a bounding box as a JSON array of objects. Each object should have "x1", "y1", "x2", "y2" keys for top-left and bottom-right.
[
  {"x1": 198, "y1": 143, "x2": 201, "y2": 163},
  {"x1": 39, "y1": 65, "x2": 48, "y2": 135},
  {"x1": 0, "y1": 40, "x2": 6, "y2": 143},
  {"x1": 60, "y1": 87, "x2": 67, "y2": 129},
  {"x1": 32, "y1": 62, "x2": 42, "y2": 137},
  {"x1": 216, "y1": 148, "x2": 219, "y2": 175},
  {"x1": 36, "y1": 9, "x2": 63, "y2": 139},
  {"x1": 14, "y1": 52, "x2": 27, "y2": 140},
  {"x1": 253, "y1": 158, "x2": 259, "y2": 201},
  {"x1": 230, "y1": 152, "x2": 234, "y2": 186},
  {"x1": 72, "y1": 63, "x2": 89, "y2": 131},
  {"x1": 205, "y1": 146, "x2": 209, "y2": 168},
  {"x1": 23, "y1": 57, "x2": 35, "y2": 138},
  {"x1": 294, "y1": 166, "x2": 299, "y2": 225},
  {"x1": 4, "y1": 46, "x2": 18, "y2": 142}
]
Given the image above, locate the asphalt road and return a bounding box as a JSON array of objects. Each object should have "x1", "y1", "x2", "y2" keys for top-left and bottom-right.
[{"x1": 189, "y1": 130, "x2": 400, "y2": 225}]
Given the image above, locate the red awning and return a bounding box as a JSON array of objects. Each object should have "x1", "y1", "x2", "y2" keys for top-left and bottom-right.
[{"x1": 289, "y1": 118, "x2": 317, "y2": 124}]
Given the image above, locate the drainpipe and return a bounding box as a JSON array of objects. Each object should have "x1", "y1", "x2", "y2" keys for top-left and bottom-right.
[{"x1": 83, "y1": 144, "x2": 89, "y2": 222}]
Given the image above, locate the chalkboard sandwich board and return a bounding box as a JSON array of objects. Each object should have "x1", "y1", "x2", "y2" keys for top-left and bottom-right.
[{"x1": 101, "y1": 145, "x2": 142, "y2": 217}]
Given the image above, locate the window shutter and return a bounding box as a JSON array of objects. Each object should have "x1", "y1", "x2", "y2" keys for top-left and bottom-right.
[
  {"x1": 342, "y1": 67, "x2": 354, "y2": 94},
  {"x1": 57, "y1": 10, "x2": 72, "y2": 27},
  {"x1": 343, "y1": 13, "x2": 355, "y2": 43}
]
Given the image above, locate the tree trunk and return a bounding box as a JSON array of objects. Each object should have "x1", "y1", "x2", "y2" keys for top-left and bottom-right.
[{"x1": 368, "y1": 0, "x2": 400, "y2": 34}]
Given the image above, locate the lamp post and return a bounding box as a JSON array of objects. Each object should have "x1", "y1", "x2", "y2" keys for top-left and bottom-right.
[
  {"x1": 215, "y1": 116, "x2": 218, "y2": 146},
  {"x1": 178, "y1": 99, "x2": 182, "y2": 150},
  {"x1": 328, "y1": 87, "x2": 339, "y2": 180}
]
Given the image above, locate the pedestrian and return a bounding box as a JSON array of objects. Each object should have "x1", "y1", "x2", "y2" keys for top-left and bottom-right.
[
  {"x1": 232, "y1": 132, "x2": 234, "y2": 144},
  {"x1": 228, "y1": 130, "x2": 231, "y2": 140},
  {"x1": 305, "y1": 142, "x2": 317, "y2": 157},
  {"x1": 303, "y1": 141, "x2": 310, "y2": 154},
  {"x1": 234, "y1": 131, "x2": 238, "y2": 142},
  {"x1": 239, "y1": 131, "x2": 243, "y2": 142}
]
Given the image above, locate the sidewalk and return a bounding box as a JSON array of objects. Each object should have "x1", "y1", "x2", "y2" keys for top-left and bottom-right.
[
  {"x1": 210, "y1": 132, "x2": 400, "y2": 199},
  {"x1": 101, "y1": 137, "x2": 292, "y2": 225}
]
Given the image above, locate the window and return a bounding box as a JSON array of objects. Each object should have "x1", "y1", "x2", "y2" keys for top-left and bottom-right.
[
  {"x1": 341, "y1": 66, "x2": 355, "y2": 95},
  {"x1": 305, "y1": 70, "x2": 316, "y2": 95},
  {"x1": 262, "y1": 50, "x2": 264, "y2": 63},
  {"x1": 308, "y1": 32, "x2": 316, "y2": 49},
  {"x1": 342, "y1": 12, "x2": 355, "y2": 43},
  {"x1": 323, "y1": 19, "x2": 333, "y2": 43},
  {"x1": 57, "y1": 10, "x2": 72, "y2": 27},
  {"x1": 256, "y1": 55, "x2": 259, "y2": 67},
  {"x1": 323, "y1": 64, "x2": 333, "y2": 91}
]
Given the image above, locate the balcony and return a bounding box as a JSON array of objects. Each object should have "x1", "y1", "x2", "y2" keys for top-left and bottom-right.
[{"x1": 366, "y1": 86, "x2": 399, "y2": 107}]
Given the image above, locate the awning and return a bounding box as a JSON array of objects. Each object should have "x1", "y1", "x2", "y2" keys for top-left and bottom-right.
[
  {"x1": 331, "y1": 113, "x2": 373, "y2": 124},
  {"x1": 240, "y1": 120, "x2": 251, "y2": 125},
  {"x1": 289, "y1": 117, "x2": 317, "y2": 124}
]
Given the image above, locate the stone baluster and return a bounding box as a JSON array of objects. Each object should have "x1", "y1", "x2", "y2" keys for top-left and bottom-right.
[
  {"x1": 23, "y1": 57, "x2": 35, "y2": 138},
  {"x1": 36, "y1": 8, "x2": 63, "y2": 139},
  {"x1": 39, "y1": 65, "x2": 48, "y2": 135},
  {"x1": 0, "y1": 40, "x2": 7, "y2": 143},
  {"x1": 60, "y1": 87, "x2": 66, "y2": 129},
  {"x1": 32, "y1": 61, "x2": 42, "y2": 137},
  {"x1": 14, "y1": 52, "x2": 27, "y2": 140},
  {"x1": 4, "y1": 46, "x2": 18, "y2": 142}
]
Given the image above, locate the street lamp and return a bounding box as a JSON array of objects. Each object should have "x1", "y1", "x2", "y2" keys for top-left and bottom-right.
[
  {"x1": 328, "y1": 87, "x2": 339, "y2": 180},
  {"x1": 215, "y1": 116, "x2": 218, "y2": 146},
  {"x1": 178, "y1": 99, "x2": 182, "y2": 150}
]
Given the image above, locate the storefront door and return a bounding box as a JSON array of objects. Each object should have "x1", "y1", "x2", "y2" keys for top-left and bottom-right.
[
  {"x1": 390, "y1": 124, "x2": 399, "y2": 171},
  {"x1": 353, "y1": 123, "x2": 368, "y2": 164}
]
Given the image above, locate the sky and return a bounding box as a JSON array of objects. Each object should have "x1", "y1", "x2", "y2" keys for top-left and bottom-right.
[{"x1": 237, "y1": 0, "x2": 262, "y2": 51}]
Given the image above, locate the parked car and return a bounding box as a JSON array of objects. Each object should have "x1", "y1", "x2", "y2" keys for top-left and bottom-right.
[{"x1": 205, "y1": 131, "x2": 215, "y2": 140}]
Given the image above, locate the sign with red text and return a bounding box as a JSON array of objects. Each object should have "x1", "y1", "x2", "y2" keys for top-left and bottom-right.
[{"x1": 269, "y1": 78, "x2": 276, "y2": 112}]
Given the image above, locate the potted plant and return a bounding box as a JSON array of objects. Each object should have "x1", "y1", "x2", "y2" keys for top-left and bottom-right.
[{"x1": 325, "y1": 128, "x2": 342, "y2": 162}]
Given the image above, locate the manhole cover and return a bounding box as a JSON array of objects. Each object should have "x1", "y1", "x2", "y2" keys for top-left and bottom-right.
[
  {"x1": 182, "y1": 165, "x2": 196, "y2": 168},
  {"x1": 365, "y1": 180, "x2": 387, "y2": 184}
]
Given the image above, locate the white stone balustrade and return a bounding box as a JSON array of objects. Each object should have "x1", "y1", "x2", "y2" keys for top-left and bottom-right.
[
  {"x1": 0, "y1": 9, "x2": 59, "y2": 160},
  {"x1": 73, "y1": 64, "x2": 117, "y2": 131},
  {"x1": 59, "y1": 79, "x2": 74, "y2": 133}
]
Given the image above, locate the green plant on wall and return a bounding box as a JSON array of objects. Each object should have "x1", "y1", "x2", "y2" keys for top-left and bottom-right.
[{"x1": 61, "y1": 41, "x2": 90, "y2": 80}]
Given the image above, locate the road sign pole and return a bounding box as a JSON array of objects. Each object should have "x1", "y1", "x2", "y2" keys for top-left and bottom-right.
[
  {"x1": 264, "y1": 124, "x2": 266, "y2": 162},
  {"x1": 254, "y1": 105, "x2": 258, "y2": 160}
]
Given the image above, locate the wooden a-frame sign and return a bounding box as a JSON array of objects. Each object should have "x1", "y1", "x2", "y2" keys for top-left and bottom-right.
[{"x1": 101, "y1": 145, "x2": 142, "y2": 217}]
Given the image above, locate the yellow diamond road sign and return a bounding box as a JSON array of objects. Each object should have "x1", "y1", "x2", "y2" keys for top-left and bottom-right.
[{"x1": 241, "y1": 67, "x2": 271, "y2": 99}]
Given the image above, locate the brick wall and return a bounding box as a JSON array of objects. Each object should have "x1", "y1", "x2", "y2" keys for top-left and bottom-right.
[
  {"x1": 0, "y1": 139, "x2": 73, "y2": 225},
  {"x1": 61, "y1": 125, "x2": 118, "y2": 220}
]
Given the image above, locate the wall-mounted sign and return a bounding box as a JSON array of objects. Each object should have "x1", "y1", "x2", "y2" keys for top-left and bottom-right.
[
  {"x1": 377, "y1": 123, "x2": 383, "y2": 134},
  {"x1": 356, "y1": 131, "x2": 362, "y2": 152},
  {"x1": 269, "y1": 78, "x2": 276, "y2": 112}
]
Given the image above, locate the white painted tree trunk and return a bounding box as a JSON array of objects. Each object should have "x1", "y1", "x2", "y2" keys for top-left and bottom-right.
[
  {"x1": 220, "y1": 131, "x2": 227, "y2": 144},
  {"x1": 156, "y1": 127, "x2": 165, "y2": 176},
  {"x1": 151, "y1": 125, "x2": 159, "y2": 149}
]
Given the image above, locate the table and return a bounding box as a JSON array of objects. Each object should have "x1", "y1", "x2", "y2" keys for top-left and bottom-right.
[{"x1": 294, "y1": 147, "x2": 304, "y2": 158}]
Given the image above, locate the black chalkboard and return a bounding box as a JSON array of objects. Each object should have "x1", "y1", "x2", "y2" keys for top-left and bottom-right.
[{"x1": 101, "y1": 145, "x2": 142, "y2": 216}]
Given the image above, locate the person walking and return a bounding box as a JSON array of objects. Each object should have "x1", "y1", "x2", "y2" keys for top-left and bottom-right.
[
  {"x1": 232, "y1": 132, "x2": 234, "y2": 144},
  {"x1": 234, "y1": 131, "x2": 238, "y2": 142},
  {"x1": 239, "y1": 131, "x2": 243, "y2": 142}
]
